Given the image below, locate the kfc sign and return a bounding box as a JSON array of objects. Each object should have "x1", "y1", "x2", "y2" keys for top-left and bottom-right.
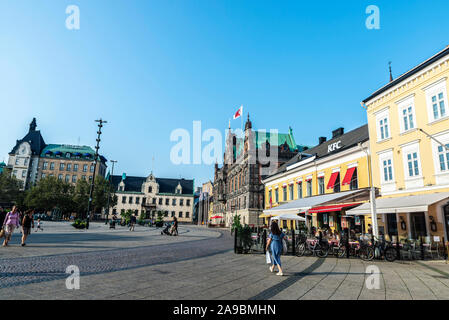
[{"x1": 328, "y1": 141, "x2": 342, "y2": 153}]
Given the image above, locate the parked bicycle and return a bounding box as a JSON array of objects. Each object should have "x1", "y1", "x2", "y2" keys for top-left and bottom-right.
[
  {"x1": 337, "y1": 239, "x2": 375, "y2": 261},
  {"x1": 296, "y1": 237, "x2": 329, "y2": 258}
]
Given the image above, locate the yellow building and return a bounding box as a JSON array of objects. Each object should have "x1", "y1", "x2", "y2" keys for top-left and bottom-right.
[
  {"x1": 349, "y1": 46, "x2": 449, "y2": 243},
  {"x1": 262, "y1": 125, "x2": 374, "y2": 234}
]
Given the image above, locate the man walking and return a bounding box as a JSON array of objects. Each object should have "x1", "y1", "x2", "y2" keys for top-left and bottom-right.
[{"x1": 21, "y1": 210, "x2": 34, "y2": 246}]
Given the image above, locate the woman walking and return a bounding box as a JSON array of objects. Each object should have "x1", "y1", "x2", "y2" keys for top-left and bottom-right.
[
  {"x1": 2, "y1": 206, "x2": 20, "y2": 247},
  {"x1": 265, "y1": 220, "x2": 285, "y2": 276},
  {"x1": 21, "y1": 210, "x2": 34, "y2": 246}
]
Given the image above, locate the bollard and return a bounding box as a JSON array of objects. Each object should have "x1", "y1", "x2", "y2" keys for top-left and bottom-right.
[
  {"x1": 420, "y1": 237, "x2": 424, "y2": 260},
  {"x1": 263, "y1": 229, "x2": 267, "y2": 254},
  {"x1": 396, "y1": 236, "x2": 400, "y2": 260},
  {"x1": 234, "y1": 230, "x2": 237, "y2": 254}
]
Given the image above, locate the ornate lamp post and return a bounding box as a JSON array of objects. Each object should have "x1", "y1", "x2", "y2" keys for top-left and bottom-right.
[{"x1": 86, "y1": 119, "x2": 107, "y2": 228}]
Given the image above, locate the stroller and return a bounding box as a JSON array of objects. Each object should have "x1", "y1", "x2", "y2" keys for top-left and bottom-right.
[{"x1": 161, "y1": 222, "x2": 173, "y2": 236}]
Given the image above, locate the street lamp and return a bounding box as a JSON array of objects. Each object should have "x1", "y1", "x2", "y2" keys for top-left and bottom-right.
[{"x1": 86, "y1": 119, "x2": 107, "y2": 228}]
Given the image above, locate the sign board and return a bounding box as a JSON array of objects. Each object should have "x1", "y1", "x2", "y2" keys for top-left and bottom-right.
[
  {"x1": 329, "y1": 216, "x2": 334, "y2": 227},
  {"x1": 327, "y1": 141, "x2": 342, "y2": 153},
  {"x1": 434, "y1": 236, "x2": 441, "y2": 242},
  {"x1": 355, "y1": 216, "x2": 361, "y2": 226}
]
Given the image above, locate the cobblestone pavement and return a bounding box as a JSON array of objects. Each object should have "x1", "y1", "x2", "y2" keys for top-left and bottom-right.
[{"x1": 1, "y1": 223, "x2": 449, "y2": 300}]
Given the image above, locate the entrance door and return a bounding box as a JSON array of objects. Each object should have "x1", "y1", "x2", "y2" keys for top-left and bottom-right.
[
  {"x1": 411, "y1": 212, "x2": 427, "y2": 240},
  {"x1": 444, "y1": 205, "x2": 449, "y2": 242},
  {"x1": 386, "y1": 213, "x2": 398, "y2": 240}
]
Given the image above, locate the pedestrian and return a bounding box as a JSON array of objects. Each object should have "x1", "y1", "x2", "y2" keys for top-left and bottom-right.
[
  {"x1": 129, "y1": 214, "x2": 136, "y2": 231},
  {"x1": 21, "y1": 210, "x2": 34, "y2": 246},
  {"x1": 265, "y1": 220, "x2": 285, "y2": 276},
  {"x1": 172, "y1": 217, "x2": 178, "y2": 236},
  {"x1": 36, "y1": 219, "x2": 43, "y2": 232},
  {"x1": 2, "y1": 206, "x2": 20, "y2": 247}
]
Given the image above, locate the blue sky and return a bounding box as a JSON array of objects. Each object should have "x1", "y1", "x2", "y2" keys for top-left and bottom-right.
[{"x1": 1, "y1": 0, "x2": 448, "y2": 187}]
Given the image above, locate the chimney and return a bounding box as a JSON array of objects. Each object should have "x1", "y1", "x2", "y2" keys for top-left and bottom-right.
[
  {"x1": 332, "y1": 127, "x2": 344, "y2": 139},
  {"x1": 318, "y1": 137, "x2": 327, "y2": 145}
]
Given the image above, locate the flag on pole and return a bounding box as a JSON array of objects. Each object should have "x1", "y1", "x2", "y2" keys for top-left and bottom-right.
[{"x1": 233, "y1": 105, "x2": 243, "y2": 119}]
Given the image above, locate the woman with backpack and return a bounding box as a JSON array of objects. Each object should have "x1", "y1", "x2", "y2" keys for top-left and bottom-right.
[
  {"x1": 2, "y1": 206, "x2": 20, "y2": 247},
  {"x1": 265, "y1": 220, "x2": 285, "y2": 276}
]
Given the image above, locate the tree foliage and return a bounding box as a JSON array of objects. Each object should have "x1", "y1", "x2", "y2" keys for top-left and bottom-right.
[
  {"x1": 24, "y1": 176, "x2": 115, "y2": 216},
  {"x1": 24, "y1": 176, "x2": 75, "y2": 213},
  {"x1": 0, "y1": 172, "x2": 23, "y2": 205}
]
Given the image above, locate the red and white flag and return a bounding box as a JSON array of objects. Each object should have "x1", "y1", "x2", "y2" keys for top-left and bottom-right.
[{"x1": 233, "y1": 105, "x2": 243, "y2": 119}]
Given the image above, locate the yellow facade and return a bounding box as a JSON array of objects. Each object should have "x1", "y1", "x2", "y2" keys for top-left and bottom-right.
[
  {"x1": 364, "y1": 47, "x2": 449, "y2": 241},
  {"x1": 265, "y1": 156, "x2": 370, "y2": 208},
  {"x1": 263, "y1": 135, "x2": 372, "y2": 232}
]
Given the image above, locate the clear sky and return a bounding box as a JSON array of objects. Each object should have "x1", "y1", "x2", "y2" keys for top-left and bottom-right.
[{"x1": 1, "y1": 0, "x2": 448, "y2": 187}]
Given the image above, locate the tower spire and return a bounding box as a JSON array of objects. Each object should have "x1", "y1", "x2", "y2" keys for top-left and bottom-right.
[
  {"x1": 29, "y1": 118, "x2": 37, "y2": 132},
  {"x1": 389, "y1": 61, "x2": 393, "y2": 82}
]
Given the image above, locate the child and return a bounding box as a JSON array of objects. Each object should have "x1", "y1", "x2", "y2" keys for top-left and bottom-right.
[{"x1": 36, "y1": 219, "x2": 43, "y2": 232}]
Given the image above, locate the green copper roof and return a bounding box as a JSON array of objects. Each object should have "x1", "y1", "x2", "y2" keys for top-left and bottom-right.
[
  {"x1": 39, "y1": 144, "x2": 106, "y2": 163},
  {"x1": 254, "y1": 130, "x2": 297, "y2": 151},
  {"x1": 41, "y1": 144, "x2": 96, "y2": 156},
  {"x1": 233, "y1": 129, "x2": 299, "y2": 158}
]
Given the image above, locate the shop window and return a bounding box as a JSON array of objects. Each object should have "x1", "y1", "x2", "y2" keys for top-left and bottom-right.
[
  {"x1": 350, "y1": 168, "x2": 358, "y2": 190},
  {"x1": 383, "y1": 159, "x2": 393, "y2": 182},
  {"x1": 438, "y1": 144, "x2": 449, "y2": 172},
  {"x1": 406, "y1": 152, "x2": 420, "y2": 177},
  {"x1": 333, "y1": 174, "x2": 340, "y2": 193},
  {"x1": 297, "y1": 182, "x2": 302, "y2": 199},
  {"x1": 318, "y1": 177, "x2": 325, "y2": 195},
  {"x1": 306, "y1": 181, "x2": 312, "y2": 197}
]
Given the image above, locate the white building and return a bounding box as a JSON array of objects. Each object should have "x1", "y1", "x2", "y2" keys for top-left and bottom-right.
[{"x1": 110, "y1": 173, "x2": 194, "y2": 223}]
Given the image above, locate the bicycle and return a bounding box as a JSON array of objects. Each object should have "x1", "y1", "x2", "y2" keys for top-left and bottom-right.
[
  {"x1": 297, "y1": 237, "x2": 329, "y2": 258},
  {"x1": 373, "y1": 237, "x2": 397, "y2": 262}
]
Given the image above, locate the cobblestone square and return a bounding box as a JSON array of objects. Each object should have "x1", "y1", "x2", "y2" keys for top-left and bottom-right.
[{"x1": 1, "y1": 222, "x2": 449, "y2": 300}]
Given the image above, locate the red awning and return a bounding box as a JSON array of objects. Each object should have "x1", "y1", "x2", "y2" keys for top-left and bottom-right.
[
  {"x1": 326, "y1": 172, "x2": 340, "y2": 189},
  {"x1": 342, "y1": 167, "x2": 356, "y2": 186},
  {"x1": 308, "y1": 203, "x2": 362, "y2": 214},
  {"x1": 211, "y1": 215, "x2": 223, "y2": 219}
]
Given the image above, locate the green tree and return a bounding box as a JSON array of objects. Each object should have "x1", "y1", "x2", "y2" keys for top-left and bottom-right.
[
  {"x1": 72, "y1": 177, "x2": 115, "y2": 216},
  {"x1": 24, "y1": 176, "x2": 75, "y2": 214},
  {"x1": 73, "y1": 178, "x2": 90, "y2": 215},
  {"x1": 231, "y1": 214, "x2": 242, "y2": 235},
  {"x1": 121, "y1": 209, "x2": 133, "y2": 225},
  {"x1": 0, "y1": 172, "x2": 23, "y2": 206}
]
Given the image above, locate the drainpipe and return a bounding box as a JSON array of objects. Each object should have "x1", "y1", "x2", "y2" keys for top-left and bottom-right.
[{"x1": 358, "y1": 109, "x2": 379, "y2": 238}]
